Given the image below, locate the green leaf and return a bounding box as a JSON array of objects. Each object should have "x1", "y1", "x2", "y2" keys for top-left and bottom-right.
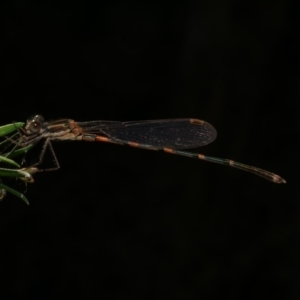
[
  {"x1": 0, "y1": 123, "x2": 24, "y2": 137},
  {"x1": 0, "y1": 182, "x2": 29, "y2": 205},
  {"x1": 0, "y1": 155, "x2": 20, "y2": 167},
  {"x1": 0, "y1": 168, "x2": 32, "y2": 180},
  {"x1": 6, "y1": 144, "x2": 34, "y2": 158}
]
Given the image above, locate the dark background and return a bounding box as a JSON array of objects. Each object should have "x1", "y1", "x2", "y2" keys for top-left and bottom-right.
[{"x1": 0, "y1": 0, "x2": 299, "y2": 299}]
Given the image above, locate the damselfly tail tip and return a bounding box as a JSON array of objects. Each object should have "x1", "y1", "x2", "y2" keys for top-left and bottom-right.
[{"x1": 273, "y1": 174, "x2": 286, "y2": 184}]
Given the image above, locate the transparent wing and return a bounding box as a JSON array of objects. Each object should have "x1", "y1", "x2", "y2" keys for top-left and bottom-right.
[{"x1": 77, "y1": 119, "x2": 217, "y2": 149}]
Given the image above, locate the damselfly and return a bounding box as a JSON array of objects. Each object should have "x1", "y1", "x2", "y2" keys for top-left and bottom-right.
[{"x1": 13, "y1": 115, "x2": 285, "y2": 183}]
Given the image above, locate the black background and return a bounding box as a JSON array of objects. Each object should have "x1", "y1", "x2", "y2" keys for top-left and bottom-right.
[{"x1": 0, "y1": 1, "x2": 299, "y2": 299}]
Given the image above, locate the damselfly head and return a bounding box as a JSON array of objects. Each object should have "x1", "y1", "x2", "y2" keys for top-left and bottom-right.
[{"x1": 23, "y1": 115, "x2": 45, "y2": 136}]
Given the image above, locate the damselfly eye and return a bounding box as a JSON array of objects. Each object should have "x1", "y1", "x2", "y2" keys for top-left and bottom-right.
[
  {"x1": 29, "y1": 121, "x2": 41, "y2": 133},
  {"x1": 27, "y1": 115, "x2": 45, "y2": 134},
  {"x1": 34, "y1": 115, "x2": 44, "y2": 124}
]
